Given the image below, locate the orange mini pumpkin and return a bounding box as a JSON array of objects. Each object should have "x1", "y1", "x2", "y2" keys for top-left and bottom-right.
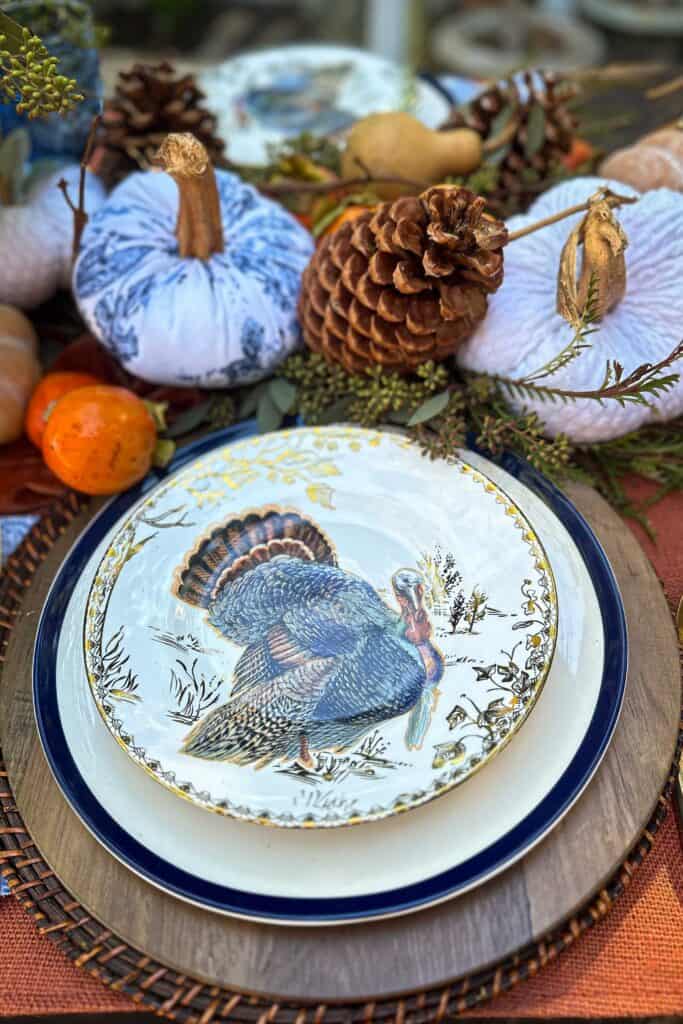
[
  {"x1": 42, "y1": 385, "x2": 157, "y2": 495},
  {"x1": 25, "y1": 370, "x2": 103, "y2": 449}
]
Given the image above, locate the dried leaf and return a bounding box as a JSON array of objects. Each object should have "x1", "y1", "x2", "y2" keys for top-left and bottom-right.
[
  {"x1": 557, "y1": 191, "x2": 629, "y2": 327},
  {"x1": 557, "y1": 217, "x2": 584, "y2": 328}
]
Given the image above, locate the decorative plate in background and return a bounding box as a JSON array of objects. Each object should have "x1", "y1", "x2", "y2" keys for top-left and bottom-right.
[
  {"x1": 80, "y1": 427, "x2": 557, "y2": 828},
  {"x1": 197, "y1": 45, "x2": 451, "y2": 164}
]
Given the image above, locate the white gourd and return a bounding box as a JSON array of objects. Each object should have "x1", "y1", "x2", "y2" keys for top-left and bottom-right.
[
  {"x1": 0, "y1": 304, "x2": 41, "y2": 444},
  {"x1": 457, "y1": 177, "x2": 683, "y2": 442},
  {"x1": 0, "y1": 165, "x2": 106, "y2": 309}
]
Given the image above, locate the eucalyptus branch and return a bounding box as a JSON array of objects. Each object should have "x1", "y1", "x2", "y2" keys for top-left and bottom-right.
[
  {"x1": 259, "y1": 173, "x2": 429, "y2": 198},
  {"x1": 0, "y1": 13, "x2": 83, "y2": 118}
]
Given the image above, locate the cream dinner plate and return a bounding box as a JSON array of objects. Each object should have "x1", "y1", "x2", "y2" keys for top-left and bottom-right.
[{"x1": 34, "y1": 425, "x2": 627, "y2": 925}]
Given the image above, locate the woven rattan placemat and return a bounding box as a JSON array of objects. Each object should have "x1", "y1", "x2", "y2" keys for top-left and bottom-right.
[{"x1": 0, "y1": 494, "x2": 681, "y2": 1022}]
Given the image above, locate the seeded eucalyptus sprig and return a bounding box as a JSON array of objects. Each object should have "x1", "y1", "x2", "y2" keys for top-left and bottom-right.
[
  {"x1": 0, "y1": 11, "x2": 83, "y2": 118},
  {"x1": 253, "y1": 344, "x2": 683, "y2": 534}
]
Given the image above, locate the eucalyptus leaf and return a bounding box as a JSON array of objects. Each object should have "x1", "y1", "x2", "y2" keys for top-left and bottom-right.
[
  {"x1": 525, "y1": 104, "x2": 546, "y2": 159},
  {"x1": 0, "y1": 128, "x2": 30, "y2": 204},
  {"x1": 239, "y1": 381, "x2": 268, "y2": 419},
  {"x1": 387, "y1": 406, "x2": 414, "y2": 425},
  {"x1": 489, "y1": 105, "x2": 515, "y2": 140},
  {"x1": 314, "y1": 396, "x2": 353, "y2": 425},
  {"x1": 0, "y1": 11, "x2": 27, "y2": 52},
  {"x1": 257, "y1": 391, "x2": 284, "y2": 433},
  {"x1": 269, "y1": 377, "x2": 297, "y2": 414},
  {"x1": 485, "y1": 145, "x2": 510, "y2": 168},
  {"x1": 163, "y1": 398, "x2": 213, "y2": 439},
  {"x1": 407, "y1": 390, "x2": 450, "y2": 426}
]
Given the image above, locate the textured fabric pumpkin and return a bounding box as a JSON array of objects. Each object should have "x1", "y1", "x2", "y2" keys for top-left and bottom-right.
[
  {"x1": 458, "y1": 177, "x2": 683, "y2": 442},
  {"x1": 1, "y1": 165, "x2": 106, "y2": 309},
  {"x1": 72, "y1": 142, "x2": 314, "y2": 388}
]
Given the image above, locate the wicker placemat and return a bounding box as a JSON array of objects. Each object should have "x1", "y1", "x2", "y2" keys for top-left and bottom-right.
[{"x1": 0, "y1": 494, "x2": 681, "y2": 1023}]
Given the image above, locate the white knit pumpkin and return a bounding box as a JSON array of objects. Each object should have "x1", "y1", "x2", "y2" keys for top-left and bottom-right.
[
  {"x1": 0, "y1": 165, "x2": 106, "y2": 309},
  {"x1": 458, "y1": 177, "x2": 683, "y2": 442}
]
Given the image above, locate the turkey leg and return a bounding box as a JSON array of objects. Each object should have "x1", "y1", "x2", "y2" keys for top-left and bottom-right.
[{"x1": 298, "y1": 733, "x2": 315, "y2": 770}]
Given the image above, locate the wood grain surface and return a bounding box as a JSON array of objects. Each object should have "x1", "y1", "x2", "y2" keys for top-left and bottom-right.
[{"x1": 0, "y1": 482, "x2": 680, "y2": 1003}]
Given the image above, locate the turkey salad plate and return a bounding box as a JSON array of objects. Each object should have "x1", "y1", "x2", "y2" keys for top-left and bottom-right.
[
  {"x1": 73, "y1": 426, "x2": 557, "y2": 828},
  {"x1": 34, "y1": 426, "x2": 625, "y2": 924},
  {"x1": 197, "y1": 45, "x2": 451, "y2": 165}
]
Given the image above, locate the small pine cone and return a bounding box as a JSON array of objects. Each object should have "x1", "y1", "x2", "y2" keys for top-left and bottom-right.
[
  {"x1": 445, "y1": 71, "x2": 577, "y2": 212},
  {"x1": 299, "y1": 186, "x2": 507, "y2": 374},
  {"x1": 98, "y1": 61, "x2": 225, "y2": 188}
]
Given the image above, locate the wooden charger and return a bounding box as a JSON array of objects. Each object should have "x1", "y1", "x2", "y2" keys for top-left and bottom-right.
[{"x1": 0, "y1": 483, "x2": 680, "y2": 1005}]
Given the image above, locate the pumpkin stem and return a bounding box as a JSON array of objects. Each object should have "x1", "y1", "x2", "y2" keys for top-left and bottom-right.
[
  {"x1": 557, "y1": 191, "x2": 629, "y2": 325},
  {"x1": 506, "y1": 189, "x2": 637, "y2": 244},
  {"x1": 155, "y1": 133, "x2": 224, "y2": 259}
]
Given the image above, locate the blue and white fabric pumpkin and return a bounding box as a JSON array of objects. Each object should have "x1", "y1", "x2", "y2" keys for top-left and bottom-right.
[{"x1": 73, "y1": 137, "x2": 314, "y2": 388}]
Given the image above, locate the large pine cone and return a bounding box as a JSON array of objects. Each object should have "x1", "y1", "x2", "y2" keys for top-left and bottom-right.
[
  {"x1": 98, "y1": 62, "x2": 225, "y2": 188},
  {"x1": 299, "y1": 186, "x2": 507, "y2": 374},
  {"x1": 445, "y1": 71, "x2": 577, "y2": 213}
]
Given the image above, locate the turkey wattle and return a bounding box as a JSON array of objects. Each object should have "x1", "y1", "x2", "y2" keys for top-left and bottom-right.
[{"x1": 174, "y1": 509, "x2": 444, "y2": 766}]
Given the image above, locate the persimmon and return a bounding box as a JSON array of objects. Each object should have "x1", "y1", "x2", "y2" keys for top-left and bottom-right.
[
  {"x1": 562, "y1": 138, "x2": 595, "y2": 171},
  {"x1": 323, "y1": 203, "x2": 373, "y2": 237},
  {"x1": 42, "y1": 386, "x2": 157, "y2": 495},
  {"x1": 25, "y1": 371, "x2": 103, "y2": 449}
]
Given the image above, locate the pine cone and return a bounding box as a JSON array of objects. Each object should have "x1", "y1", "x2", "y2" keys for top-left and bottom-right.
[
  {"x1": 445, "y1": 71, "x2": 577, "y2": 213},
  {"x1": 98, "y1": 62, "x2": 225, "y2": 188},
  {"x1": 299, "y1": 186, "x2": 507, "y2": 374}
]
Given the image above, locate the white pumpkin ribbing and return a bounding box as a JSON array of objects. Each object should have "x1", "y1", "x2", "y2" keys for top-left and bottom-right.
[
  {"x1": 0, "y1": 166, "x2": 106, "y2": 309},
  {"x1": 457, "y1": 177, "x2": 683, "y2": 442}
]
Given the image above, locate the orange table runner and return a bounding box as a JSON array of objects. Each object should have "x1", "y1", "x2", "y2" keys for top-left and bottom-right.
[{"x1": 1, "y1": 478, "x2": 681, "y2": 1018}]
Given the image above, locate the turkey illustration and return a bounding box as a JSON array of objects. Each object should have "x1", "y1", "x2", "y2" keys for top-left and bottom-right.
[{"x1": 173, "y1": 508, "x2": 445, "y2": 768}]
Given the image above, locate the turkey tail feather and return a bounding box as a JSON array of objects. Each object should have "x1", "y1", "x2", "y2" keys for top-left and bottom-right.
[{"x1": 174, "y1": 508, "x2": 337, "y2": 608}]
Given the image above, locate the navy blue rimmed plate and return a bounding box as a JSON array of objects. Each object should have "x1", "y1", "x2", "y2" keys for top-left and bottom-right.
[{"x1": 33, "y1": 423, "x2": 628, "y2": 925}]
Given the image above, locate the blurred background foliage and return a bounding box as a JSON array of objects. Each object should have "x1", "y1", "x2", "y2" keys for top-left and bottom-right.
[{"x1": 85, "y1": 0, "x2": 683, "y2": 70}]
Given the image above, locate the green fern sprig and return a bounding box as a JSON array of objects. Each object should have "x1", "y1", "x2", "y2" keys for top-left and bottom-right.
[
  {"x1": 520, "y1": 272, "x2": 600, "y2": 385},
  {"x1": 486, "y1": 339, "x2": 683, "y2": 408}
]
